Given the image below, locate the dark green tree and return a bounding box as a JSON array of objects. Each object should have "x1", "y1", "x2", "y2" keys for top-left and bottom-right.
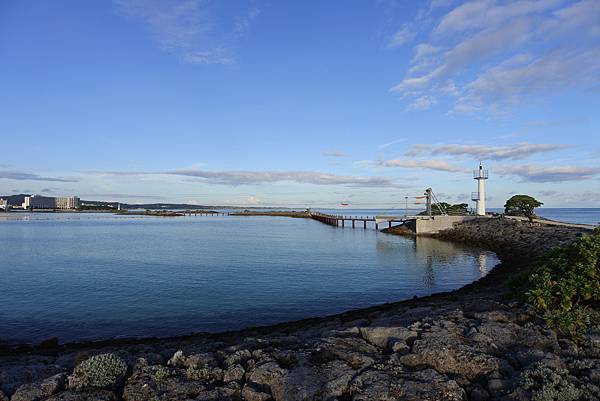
[
  {"x1": 418, "y1": 202, "x2": 469, "y2": 216},
  {"x1": 504, "y1": 195, "x2": 543, "y2": 222}
]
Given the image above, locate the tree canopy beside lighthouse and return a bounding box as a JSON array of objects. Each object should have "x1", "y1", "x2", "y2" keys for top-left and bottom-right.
[{"x1": 504, "y1": 195, "x2": 543, "y2": 222}]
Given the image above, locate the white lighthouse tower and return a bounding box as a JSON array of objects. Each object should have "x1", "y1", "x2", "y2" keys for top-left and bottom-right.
[{"x1": 472, "y1": 162, "x2": 488, "y2": 216}]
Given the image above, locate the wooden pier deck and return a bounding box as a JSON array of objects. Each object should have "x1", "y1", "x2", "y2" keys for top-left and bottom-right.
[
  {"x1": 181, "y1": 210, "x2": 412, "y2": 231},
  {"x1": 309, "y1": 211, "x2": 407, "y2": 230},
  {"x1": 182, "y1": 210, "x2": 227, "y2": 216}
]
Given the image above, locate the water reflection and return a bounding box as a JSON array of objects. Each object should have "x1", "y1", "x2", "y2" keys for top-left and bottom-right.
[
  {"x1": 376, "y1": 235, "x2": 496, "y2": 289},
  {"x1": 478, "y1": 253, "x2": 488, "y2": 274},
  {"x1": 414, "y1": 236, "x2": 463, "y2": 261}
]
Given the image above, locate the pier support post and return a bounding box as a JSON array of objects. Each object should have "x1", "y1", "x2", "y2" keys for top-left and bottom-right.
[
  {"x1": 352, "y1": 220, "x2": 355, "y2": 228},
  {"x1": 364, "y1": 220, "x2": 367, "y2": 229},
  {"x1": 389, "y1": 221, "x2": 392, "y2": 228}
]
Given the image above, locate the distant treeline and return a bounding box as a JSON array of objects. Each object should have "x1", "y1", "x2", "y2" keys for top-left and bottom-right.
[{"x1": 81, "y1": 200, "x2": 292, "y2": 210}]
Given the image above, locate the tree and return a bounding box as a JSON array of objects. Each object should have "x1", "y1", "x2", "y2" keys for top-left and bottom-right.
[
  {"x1": 504, "y1": 195, "x2": 543, "y2": 222},
  {"x1": 418, "y1": 202, "x2": 469, "y2": 216}
]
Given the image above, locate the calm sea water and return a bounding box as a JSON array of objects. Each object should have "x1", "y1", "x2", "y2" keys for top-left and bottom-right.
[{"x1": 0, "y1": 212, "x2": 498, "y2": 344}]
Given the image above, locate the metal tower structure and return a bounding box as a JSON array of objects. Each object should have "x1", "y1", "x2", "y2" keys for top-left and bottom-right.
[{"x1": 424, "y1": 188, "x2": 447, "y2": 216}]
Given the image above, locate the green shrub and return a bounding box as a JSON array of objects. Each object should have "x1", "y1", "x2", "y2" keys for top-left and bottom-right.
[
  {"x1": 185, "y1": 366, "x2": 211, "y2": 381},
  {"x1": 154, "y1": 366, "x2": 174, "y2": 381},
  {"x1": 525, "y1": 228, "x2": 600, "y2": 337},
  {"x1": 519, "y1": 362, "x2": 597, "y2": 401},
  {"x1": 70, "y1": 353, "x2": 128, "y2": 390}
]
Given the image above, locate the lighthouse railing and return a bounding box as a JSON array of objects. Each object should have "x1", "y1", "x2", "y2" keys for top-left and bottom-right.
[{"x1": 473, "y1": 169, "x2": 489, "y2": 179}]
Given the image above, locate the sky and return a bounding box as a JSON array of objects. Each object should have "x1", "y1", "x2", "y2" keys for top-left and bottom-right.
[{"x1": 1, "y1": 0, "x2": 599, "y2": 208}]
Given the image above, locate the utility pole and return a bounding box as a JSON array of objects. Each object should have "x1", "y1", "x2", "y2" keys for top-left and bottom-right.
[{"x1": 425, "y1": 188, "x2": 432, "y2": 217}]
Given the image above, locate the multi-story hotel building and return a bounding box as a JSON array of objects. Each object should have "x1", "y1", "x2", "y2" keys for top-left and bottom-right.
[
  {"x1": 22, "y1": 195, "x2": 80, "y2": 210},
  {"x1": 55, "y1": 196, "x2": 80, "y2": 209}
]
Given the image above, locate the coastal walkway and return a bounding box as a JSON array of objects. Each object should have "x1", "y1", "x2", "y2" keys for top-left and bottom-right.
[
  {"x1": 182, "y1": 210, "x2": 227, "y2": 216},
  {"x1": 309, "y1": 211, "x2": 407, "y2": 230},
  {"x1": 309, "y1": 212, "x2": 489, "y2": 235}
]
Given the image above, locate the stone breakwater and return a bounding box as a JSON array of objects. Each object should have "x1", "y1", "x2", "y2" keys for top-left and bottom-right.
[
  {"x1": 1, "y1": 219, "x2": 599, "y2": 401},
  {"x1": 424, "y1": 216, "x2": 589, "y2": 261}
]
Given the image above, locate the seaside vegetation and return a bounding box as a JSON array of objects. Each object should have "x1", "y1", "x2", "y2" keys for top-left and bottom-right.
[
  {"x1": 523, "y1": 227, "x2": 600, "y2": 338},
  {"x1": 418, "y1": 202, "x2": 469, "y2": 216},
  {"x1": 505, "y1": 194, "x2": 543, "y2": 222},
  {"x1": 69, "y1": 353, "x2": 128, "y2": 390}
]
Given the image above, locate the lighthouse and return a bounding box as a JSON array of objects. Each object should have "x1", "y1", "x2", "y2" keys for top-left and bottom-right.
[{"x1": 472, "y1": 162, "x2": 489, "y2": 216}]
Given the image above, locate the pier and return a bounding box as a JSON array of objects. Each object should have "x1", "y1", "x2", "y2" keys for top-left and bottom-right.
[
  {"x1": 309, "y1": 211, "x2": 404, "y2": 230},
  {"x1": 180, "y1": 209, "x2": 479, "y2": 234},
  {"x1": 182, "y1": 210, "x2": 227, "y2": 216},
  {"x1": 309, "y1": 211, "x2": 483, "y2": 234}
]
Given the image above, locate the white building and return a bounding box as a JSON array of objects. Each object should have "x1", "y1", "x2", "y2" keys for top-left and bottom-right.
[
  {"x1": 55, "y1": 196, "x2": 80, "y2": 209},
  {"x1": 22, "y1": 195, "x2": 80, "y2": 210},
  {"x1": 0, "y1": 199, "x2": 8, "y2": 211}
]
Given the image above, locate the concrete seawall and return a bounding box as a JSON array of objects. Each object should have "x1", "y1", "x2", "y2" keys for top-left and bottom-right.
[{"x1": 402, "y1": 215, "x2": 478, "y2": 235}]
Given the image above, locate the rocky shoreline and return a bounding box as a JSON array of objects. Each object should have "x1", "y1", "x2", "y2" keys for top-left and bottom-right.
[{"x1": 1, "y1": 217, "x2": 599, "y2": 401}]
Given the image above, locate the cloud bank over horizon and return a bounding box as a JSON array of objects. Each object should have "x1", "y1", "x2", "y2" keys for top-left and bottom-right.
[{"x1": 389, "y1": 0, "x2": 600, "y2": 114}]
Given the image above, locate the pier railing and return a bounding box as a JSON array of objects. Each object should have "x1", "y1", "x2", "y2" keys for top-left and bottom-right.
[
  {"x1": 181, "y1": 209, "x2": 408, "y2": 231},
  {"x1": 308, "y1": 211, "x2": 402, "y2": 230}
]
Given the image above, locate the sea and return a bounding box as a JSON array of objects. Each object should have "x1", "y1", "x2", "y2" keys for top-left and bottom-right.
[{"x1": 0, "y1": 208, "x2": 597, "y2": 344}]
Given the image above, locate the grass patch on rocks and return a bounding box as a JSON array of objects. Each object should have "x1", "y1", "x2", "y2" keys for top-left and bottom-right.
[{"x1": 68, "y1": 353, "x2": 128, "y2": 391}]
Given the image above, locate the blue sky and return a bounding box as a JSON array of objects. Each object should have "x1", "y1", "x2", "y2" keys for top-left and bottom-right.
[{"x1": 1, "y1": 0, "x2": 599, "y2": 207}]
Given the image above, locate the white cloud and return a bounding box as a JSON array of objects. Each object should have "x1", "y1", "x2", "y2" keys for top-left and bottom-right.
[
  {"x1": 497, "y1": 164, "x2": 600, "y2": 182},
  {"x1": 405, "y1": 142, "x2": 570, "y2": 160},
  {"x1": 412, "y1": 43, "x2": 442, "y2": 62},
  {"x1": 223, "y1": 195, "x2": 265, "y2": 206},
  {"x1": 378, "y1": 138, "x2": 407, "y2": 150},
  {"x1": 436, "y1": 80, "x2": 459, "y2": 96},
  {"x1": 0, "y1": 170, "x2": 77, "y2": 183},
  {"x1": 408, "y1": 95, "x2": 437, "y2": 110},
  {"x1": 99, "y1": 168, "x2": 401, "y2": 188},
  {"x1": 379, "y1": 159, "x2": 465, "y2": 173},
  {"x1": 455, "y1": 47, "x2": 600, "y2": 113},
  {"x1": 541, "y1": 0, "x2": 600, "y2": 38},
  {"x1": 114, "y1": 0, "x2": 258, "y2": 64},
  {"x1": 321, "y1": 150, "x2": 352, "y2": 158},
  {"x1": 389, "y1": 0, "x2": 600, "y2": 114},
  {"x1": 388, "y1": 24, "x2": 417, "y2": 48},
  {"x1": 183, "y1": 49, "x2": 235, "y2": 65},
  {"x1": 435, "y1": 0, "x2": 563, "y2": 35}
]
